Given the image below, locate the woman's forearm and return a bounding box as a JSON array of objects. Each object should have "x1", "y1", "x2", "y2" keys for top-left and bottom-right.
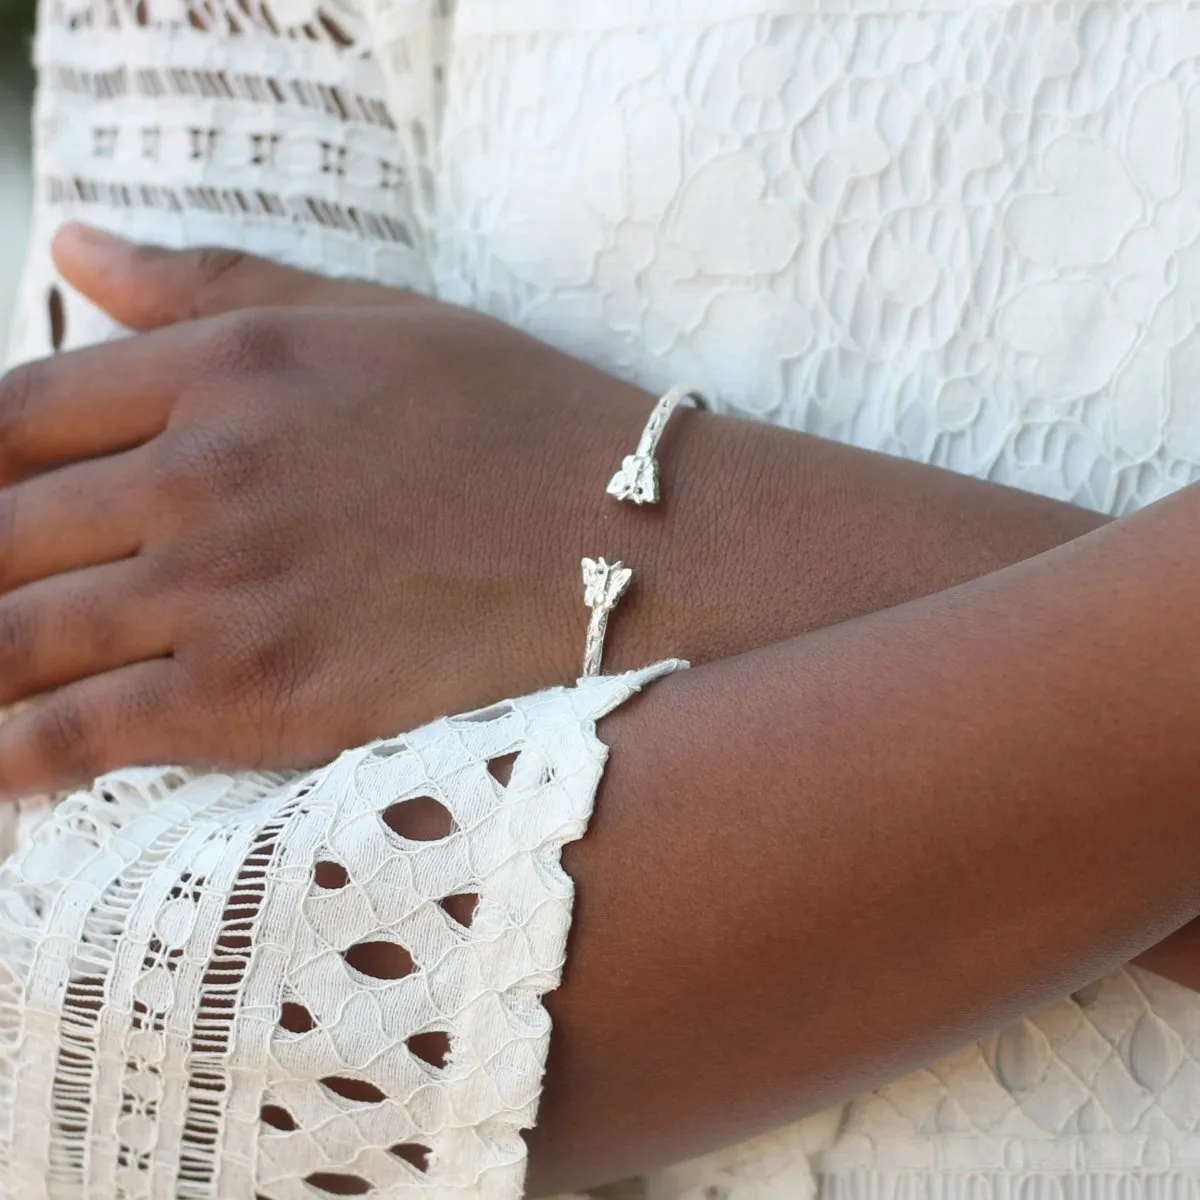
[
  {"x1": 528, "y1": 483, "x2": 1200, "y2": 1193},
  {"x1": 593, "y1": 406, "x2": 1107, "y2": 670},
  {"x1": 582, "y1": 406, "x2": 1200, "y2": 988}
]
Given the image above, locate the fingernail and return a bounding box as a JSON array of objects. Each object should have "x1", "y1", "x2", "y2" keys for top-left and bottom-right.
[{"x1": 53, "y1": 222, "x2": 135, "y2": 269}]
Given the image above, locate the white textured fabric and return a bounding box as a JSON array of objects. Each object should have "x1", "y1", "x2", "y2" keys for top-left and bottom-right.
[
  {"x1": 10, "y1": 1, "x2": 1200, "y2": 1199},
  {"x1": 0, "y1": 660, "x2": 683, "y2": 1198}
]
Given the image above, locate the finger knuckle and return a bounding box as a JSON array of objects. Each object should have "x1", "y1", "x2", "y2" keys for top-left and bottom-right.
[
  {"x1": 62, "y1": 588, "x2": 121, "y2": 659},
  {"x1": 117, "y1": 675, "x2": 175, "y2": 734},
  {"x1": 203, "y1": 616, "x2": 303, "y2": 714},
  {"x1": 205, "y1": 310, "x2": 292, "y2": 378},
  {"x1": 156, "y1": 425, "x2": 266, "y2": 504},
  {"x1": 0, "y1": 601, "x2": 35, "y2": 676},
  {"x1": 0, "y1": 360, "x2": 42, "y2": 452},
  {"x1": 213, "y1": 532, "x2": 288, "y2": 590},
  {"x1": 33, "y1": 695, "x2": 93, "y2": 780},
  {"x1": 0, "y1": 495, "x2": 20, "y2": 587},
  {"x1": 192, "y1": 247, "x2": 249, "y2": 295},
  {"x1": 142, "y1": 544, "x2": 186, "y2": 595},
  {"x1": 251, "y1": 634, "x2": 306, "y2": 704},
  {"x1": 229, "y1": 636, "x2": 303, "y2": 766},
  {"x1": 174, "y1": 247, "x2": 253, "y2": 321}
]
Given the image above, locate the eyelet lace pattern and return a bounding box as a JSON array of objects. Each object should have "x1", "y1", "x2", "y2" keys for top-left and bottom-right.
[{"x1": 0, "y1": 662, "x2": 682, "y2": 1198}]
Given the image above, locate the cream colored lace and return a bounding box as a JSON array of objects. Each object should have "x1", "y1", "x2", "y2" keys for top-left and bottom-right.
[{"x1": 0, "y1": 662, "x2": 682, "y2": 1198}]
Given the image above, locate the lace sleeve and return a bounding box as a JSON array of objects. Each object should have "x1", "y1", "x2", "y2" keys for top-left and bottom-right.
[
  {"x1": 0, "y1": 661, "x2": 685, "y2": 1198},
  {"x1": 6, "y1": 0, "x2": 448, "y2": 369}
]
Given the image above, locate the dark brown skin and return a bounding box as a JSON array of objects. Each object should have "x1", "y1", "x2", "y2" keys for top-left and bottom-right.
[
  {"x1": 0, "y1": 223, "x2": 1102, "y2": 788},
  {"x1": 535, "y1": 492, "x2": 1200, "y2": 1189},
  {"x1": 10, "y1": 223, "x2": 1200, "y2": 1191}
]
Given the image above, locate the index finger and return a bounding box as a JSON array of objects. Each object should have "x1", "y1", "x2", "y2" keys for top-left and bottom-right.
[
  {"x1": 0, "y1": 324, "x2": 192, "y2": 481},
  {"x1": 52, "y1": 227, "x2": 413, "y2": 331}
]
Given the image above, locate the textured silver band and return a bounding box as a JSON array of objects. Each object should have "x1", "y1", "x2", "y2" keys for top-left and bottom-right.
[
  {"x1": 581, "y1": 385, "x2": 707, "y2": 676},
  {"x1": 580, "y1": 557, "x2": 633, "y2": 677},
  {"x1": 605, "y1": 383, "x2": 708, "y2": 506}
]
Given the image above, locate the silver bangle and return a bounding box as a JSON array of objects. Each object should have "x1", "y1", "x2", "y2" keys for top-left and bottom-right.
[
  {"x1": 580, "y1": 557, "x2": 633, "y2": 677},
  {"x1": 606, "y1": 383, "x2": 708, "y2": 506},
  {"x1": 579, "y1": 384, "x2": 708, "y2": 677}
]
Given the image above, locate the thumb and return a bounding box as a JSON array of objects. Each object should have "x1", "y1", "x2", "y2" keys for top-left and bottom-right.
[{"x1": 51, "y1": 223, "x2": 411, "y2": 330}]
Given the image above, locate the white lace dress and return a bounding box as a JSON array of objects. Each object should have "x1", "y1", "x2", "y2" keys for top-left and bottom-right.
[{"x1": 7, "y1": 0, "x2": 1200, "y2": 1198}]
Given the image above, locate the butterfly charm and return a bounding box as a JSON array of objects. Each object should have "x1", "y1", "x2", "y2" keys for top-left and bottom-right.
[
  {"x1": 606, "y1": 453, "x2": 660, "y2": 505},
  {"x1": 580, "y1": 557, "x2": 634, "y2": 676}
]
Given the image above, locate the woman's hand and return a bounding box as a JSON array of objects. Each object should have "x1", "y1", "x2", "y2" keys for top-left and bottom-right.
[
  {"x1": 0, "y1": 222, "x2": 1105, "y2": 796},
  {"x1": 0, "y1": 226, "x2": 678, "y2": 791}
]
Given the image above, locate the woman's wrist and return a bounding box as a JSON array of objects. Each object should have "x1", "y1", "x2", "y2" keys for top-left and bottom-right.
[{"x1": 543, "y1": 383, "x2": 1109, "y2": 684}]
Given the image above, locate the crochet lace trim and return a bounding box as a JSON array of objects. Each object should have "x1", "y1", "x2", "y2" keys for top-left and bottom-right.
[{"x1": 0, "y1": 661, "x2": 683, "y2": 1199}]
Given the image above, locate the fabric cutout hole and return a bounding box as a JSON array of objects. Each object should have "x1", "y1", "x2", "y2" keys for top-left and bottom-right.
[
  {"x1": 371, "y1": 740, "x2": 408, "y2": 760},
  {"x1": 457, "y1": 702, "x2": 513, "y2": 724},
  {"x1": 342, "y1": 940, "x2": 414, "y2": 981},
  {"x1": 48, "y1": 285, "x2": 66, "y2": 352},
  {"x1": 279, "y1": 1001, "x2": 315, "y2": 1034},
  {"x1": 486, "y1": 752, "x2": 519, "y2": 788},
  {"x1": 260, "y1": 1104, "x2": 297, "y2": 1131},
  {"x1": 304, "y1": 1174, "x2": 372, "y2": 1196},
  {"x1": 406, "y1": 1031, "x2": 451, "y2": 1069},
  {"x1": 388, "y1": 1143, "x2": 430, "y2": 1172},
  {"x1": 313, "y1": 860, "x2": 349, "y2": 890},
  {"x1": 317, "y1": 11, "x2": 352, "y2": 45},
  {"x1": 1071, "y1": 980, "x2": 1105, "y2": 1008},
  {"x1": 319, "y1": 1076, "x2": 387, "y2": 1104},
  {"x1": 382, "y1": 796, "x2": 454, "y2": 841},
  {"x1": 256, "y1": 0, "x2": 281, "y2": 34},
  {"x1": 438, "y1": 892, "x2": 479, "y2": 928}
]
